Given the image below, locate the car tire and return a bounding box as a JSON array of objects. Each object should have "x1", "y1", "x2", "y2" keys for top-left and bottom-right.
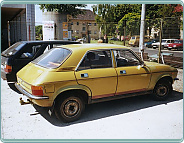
[
  {"x1": 152, "y1": 80, "x2": 172, "y2": 101},
  {"x1": 55, "y1": 96, "x2": 84, "y2": 122}
]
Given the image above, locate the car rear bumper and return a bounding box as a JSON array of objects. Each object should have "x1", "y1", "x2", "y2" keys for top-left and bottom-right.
[{"x1": 15, "y1": 83, "x2": 49, "y2": 100}]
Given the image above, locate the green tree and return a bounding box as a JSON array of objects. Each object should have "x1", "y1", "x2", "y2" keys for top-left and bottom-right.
[
  {"x1": 35, "y1": 25, "x2": 43, "y2": 40},
  {"x1": 118, "y1": 13, "x2": 141, "y2": 36},
  {"x1": 39, "y1": 4, "x2": 86, "y2": 17}
]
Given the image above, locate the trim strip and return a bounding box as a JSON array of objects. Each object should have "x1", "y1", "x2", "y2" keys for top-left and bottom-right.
[
  {"x1": 92, "y1": 88, "x2": 147, "y2": 99},
  {"x1": 115, "y1": 88, "x2": 147, "y2": 96},
  {"x1": 92, "y1": 93, "x2": 114, "y2": 99}
]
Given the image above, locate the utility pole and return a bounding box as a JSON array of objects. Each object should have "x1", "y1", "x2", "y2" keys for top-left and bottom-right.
[
  {"x1": 139, "y1": 4, "x2": 146, "y2": 61},
  {"x1": 158, "y1": 18, "x2": 163, "y2": 63},
  {"x1": 123, "y1": 20, "x2": 126, "y2": 46}
]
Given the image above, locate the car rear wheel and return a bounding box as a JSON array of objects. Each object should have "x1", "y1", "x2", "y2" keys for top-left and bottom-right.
[
  {"x1": 152, "y1": 80, "x2": 172, "y2": 101},
  {"x1": 55, "y1": 96, "x2": 84, "y2": 122}
]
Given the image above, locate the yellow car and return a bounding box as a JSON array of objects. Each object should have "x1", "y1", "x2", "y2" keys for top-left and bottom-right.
[{"x1": 15, "y1": 44, "x2": 178, "y2": 122}]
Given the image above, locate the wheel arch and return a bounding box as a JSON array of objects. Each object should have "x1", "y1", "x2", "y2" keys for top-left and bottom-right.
[
  {"x1": 155, "y1": 75, "x2": 173, "y2": 87},
  {"x1": 53, "y1": 85, "x2": 92, "y2": 105}
]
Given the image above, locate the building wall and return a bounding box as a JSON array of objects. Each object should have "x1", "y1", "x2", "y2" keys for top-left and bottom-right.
[
  {"x1": 69, "y1": 20, "x2": 99, "y2": 39},
  {"x1": 26, "y1": 4, "x2": 35, "y2": 41},
  {"x1": 42, "y1": 11, "x2": 67, "y2": 40}
]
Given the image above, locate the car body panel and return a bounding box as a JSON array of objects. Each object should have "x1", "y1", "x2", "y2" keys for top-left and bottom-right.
[
  {"x1": 115, "y1": 65, "x2": 151, "y2": 94},
  {"x1": 75, "y1": 68, "x2": 117, "y2": 99},
  {"x1": 16, "y1": 44, "x2": 178, "y2": 107}
]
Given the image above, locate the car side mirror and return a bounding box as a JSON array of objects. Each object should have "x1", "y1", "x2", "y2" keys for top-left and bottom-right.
[{"x1": 141, "y1": 62, "x2": 146, "y2": 68}]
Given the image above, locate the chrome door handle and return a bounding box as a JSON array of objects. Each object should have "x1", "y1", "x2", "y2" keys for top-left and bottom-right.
[
  {"x1": 81, "y1": 73, "x2": 88, "y2": 78},
  {"x1": 120, "y1": 70, "x2": 126, "y2": 74}
]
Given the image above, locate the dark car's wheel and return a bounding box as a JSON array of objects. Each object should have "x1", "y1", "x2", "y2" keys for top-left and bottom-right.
[
  {"x1": 55, "y1": 96, "x2": 84, "y2": 122},
  {"x1": 152, "y1": 80, "x2": 172, "y2": 101}
]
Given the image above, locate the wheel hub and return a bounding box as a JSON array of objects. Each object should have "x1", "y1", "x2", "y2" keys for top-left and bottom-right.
[
  {"x1": 157, "y1": 85, "x2": 167, "y2": 96},
  {"x1": 64, "y1": 100, "x2": 79, "y2": 117}
]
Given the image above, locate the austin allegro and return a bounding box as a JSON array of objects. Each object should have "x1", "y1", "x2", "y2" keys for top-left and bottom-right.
[{"x1": 15, "y1": 44, "x2": 178, "y2": 122}]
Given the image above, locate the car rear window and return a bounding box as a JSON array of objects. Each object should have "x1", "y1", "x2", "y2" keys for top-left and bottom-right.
[
  {"x1": 2, "y1": 42, "x2": 24, "y2": 57},
  {"x1": 32, "y1": 48, "x2": 71, "y2": 68}
]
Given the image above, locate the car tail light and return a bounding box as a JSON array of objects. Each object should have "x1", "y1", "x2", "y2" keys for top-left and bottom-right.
[
  {"x1": 31, "y1": 85, "x2": 43, "y2": 96},
  {"x1": 5, "y1": 65, "x2": 12, "y2": 73}
]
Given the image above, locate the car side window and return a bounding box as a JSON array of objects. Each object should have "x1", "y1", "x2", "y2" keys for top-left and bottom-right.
[
  {"x1": 114, "y1": 50, "x2": 141, "y2": 67},
  {"x1": 19, "y1": 44, "x2": 42, "y2": 59},
  {"x1": 78, "y1": 50, "x2": 112, "y2": 70}
]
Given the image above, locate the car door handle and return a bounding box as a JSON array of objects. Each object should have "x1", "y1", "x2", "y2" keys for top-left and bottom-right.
[
  {"x1": 81, "y1": 73, "x2": 88, "y2": 78},
  {"x1": 120, "y1": 70, "x2": 126, "y2": 74}
]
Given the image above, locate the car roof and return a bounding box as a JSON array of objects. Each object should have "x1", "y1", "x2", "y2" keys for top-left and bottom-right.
[
  {"x1": 20, "y1": 40, "x2": 80, "y2": 44},
  {"x1": 57, "y1": 43, "x2": 130, "y2": 52}
]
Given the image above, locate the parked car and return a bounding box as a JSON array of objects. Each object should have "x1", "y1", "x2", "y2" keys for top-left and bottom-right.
[
  {"x1": 144, "y1": 39, "x2": 159, "y2": 48},
  {"x1": 152, "y1": 39, "x2": 178, "y2": 49},
  {"x1": 110, "y1": 37, "x2": 119, "y2": 41},
  {"x1": 129, "y1": 35, "x2": 150, "y2": 47},
  {"x1": 167, "y1": 40, "x2": 183, "y2": 50},
  {"x1": 1, "y1": 40, "x2": 80, "y2": 84},
  {"x1": 76, "y1": 37, "x2": 86, "y2": 43},
  {"x1": 15, "y1": 44, "x2": 178, "y2": 122}
]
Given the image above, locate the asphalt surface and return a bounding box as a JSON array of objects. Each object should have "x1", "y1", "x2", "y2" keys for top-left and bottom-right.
[
  {"x1": 131, "y1": 47, "x2": 183, "y2": 57},
  {"x1": 1, "y1": 69, "x2": 183, "y2": 140}
]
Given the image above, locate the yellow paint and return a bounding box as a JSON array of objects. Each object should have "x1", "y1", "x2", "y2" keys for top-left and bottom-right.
[{"x1": 17, "y1": 44, "x2": 178, "y2": 107}]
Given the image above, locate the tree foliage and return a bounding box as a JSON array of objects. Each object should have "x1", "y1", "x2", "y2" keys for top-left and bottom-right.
[
  {"x1": 93, "y1": 4, "x2": 183, "y2": 38},
  {"x1": 39, "y1": 4, "x2": 86, "y2": 17}
]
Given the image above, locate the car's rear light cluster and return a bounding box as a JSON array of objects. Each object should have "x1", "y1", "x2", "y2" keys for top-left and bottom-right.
[
  {"x1": 31, "y1": 85, "x2": 43, "y2": 96},
  {"x1": 5, "y1": 65, "x2": 12, "y2": 73}
]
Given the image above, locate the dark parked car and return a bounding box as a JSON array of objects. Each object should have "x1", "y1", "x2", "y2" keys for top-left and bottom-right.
[
  {"x1": 1, "y1": 40, "x2": 80, "y2": 84},
  {"x1": 110, "y1": 37, "x2": 119, "y2": 41}
]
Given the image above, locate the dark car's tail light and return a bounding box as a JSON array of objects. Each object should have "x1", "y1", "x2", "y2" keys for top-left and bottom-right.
[
  {"x1": 31, "y1": 85, "x2": 43, "y2": 96},
  {"x1": 5, "y1": 65, "x2": 12, "y2": 73}
]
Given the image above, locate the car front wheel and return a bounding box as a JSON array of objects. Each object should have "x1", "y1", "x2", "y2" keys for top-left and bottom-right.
[
  {"x1": 152, "y1": 80, "x2": 172, "y2": 101},
  {"x1": 55, "y1": 96, "x2": 84, "y2": 122}
]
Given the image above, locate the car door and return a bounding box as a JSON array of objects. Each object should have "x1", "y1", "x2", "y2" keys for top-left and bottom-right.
[
  {"x1": 113, "y1": 49, "x2": 151, "y2": 95},
  {"x1": 75, "y1": 49, "x2": 117, "y2": 99}
]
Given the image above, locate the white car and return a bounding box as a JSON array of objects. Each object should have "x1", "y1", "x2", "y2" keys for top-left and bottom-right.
[{"x1": 152, "y1": 39, "x2": 178, "y2": 49}]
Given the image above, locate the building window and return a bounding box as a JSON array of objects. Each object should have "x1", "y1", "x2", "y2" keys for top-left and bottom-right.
[
  {"x1": 82, "y1": 27, "x2": 86, "y2": 31},
  {"x1": 94, "y1": 23, "x2": 96, "y2": 26},
  {"x1": 71, "y1": 30, "x2": 73, "y2": 34},
  {"x1": 88, "y1": 23, "x2": 91, "y2": 26},
  {"x1": 88, "y1": 31, "x2": 91, "y2": 34},
  {"x1": 71, "y1": 22, "x2": 73, "y2": 25},
  {"x1": 77, "y1": 22, "x2": 79, "y2": 25},
  {"x1": 94, "y1": 31, "x2": 97, "y2": 34},
  {"x1": 76, "y1": 30, "x2": 79, "y2": 34}
]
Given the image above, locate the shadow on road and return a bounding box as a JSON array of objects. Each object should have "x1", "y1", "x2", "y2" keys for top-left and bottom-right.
[{"x1": 33, "y1": 90, "x2": 183, "y2": 127}]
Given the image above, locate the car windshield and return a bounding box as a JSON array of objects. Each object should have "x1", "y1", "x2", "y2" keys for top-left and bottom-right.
[
  {"x1": 174, "y1": 40, "x2": 183, "y2": 43},
  {"x1": 1, "y1": 42, "x2": 24, "y2": 57},
  {"x1": 32, "y1": 48, "x2": 71, "y2": 68}
]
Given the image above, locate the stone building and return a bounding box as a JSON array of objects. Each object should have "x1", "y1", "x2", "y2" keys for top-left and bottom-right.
[{"x1": 68, "y1": 9, "x2": 99, "y2": 40}]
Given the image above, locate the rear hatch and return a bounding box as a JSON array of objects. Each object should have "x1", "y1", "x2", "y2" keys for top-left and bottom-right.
[{"x1": 17, "y1": 63, "x2": 45, "y2": 93}]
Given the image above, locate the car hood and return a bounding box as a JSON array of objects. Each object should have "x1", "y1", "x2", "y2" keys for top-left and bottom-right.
[{"x1": 144, "y1": 61, "x2": 177, "y2": 73}]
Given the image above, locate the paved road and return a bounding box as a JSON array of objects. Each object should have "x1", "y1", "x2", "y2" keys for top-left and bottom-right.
[
  {"x1": 130, "y1": 47, "x2": 183, "y2": 57},
  {"x1": 1, "y1": 69, "x2": 183, "y2": 140}
]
